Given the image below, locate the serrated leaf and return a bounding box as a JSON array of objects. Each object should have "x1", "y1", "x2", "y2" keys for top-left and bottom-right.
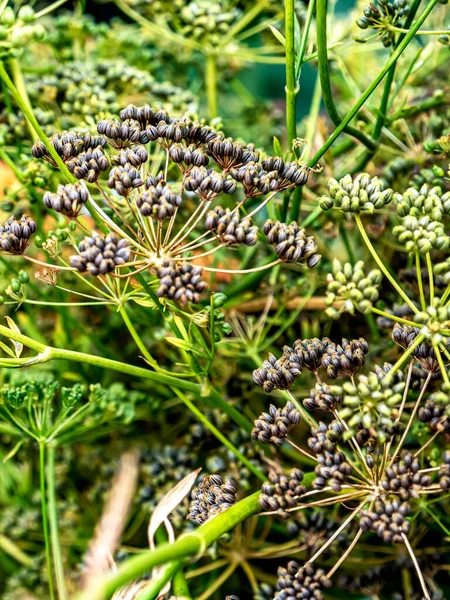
[
  {"x1": 273, "y1": 136, "x2": 283, "y2": 157},
  {"x1": 147, "y1": 467, "x2": 201, "y2": 551},
  {"x1": 269, "y1": 25, "x2": 285, "y2": 47},
  {"x1": 5, "y1": 317, "x2": 23, "y2": 358}
]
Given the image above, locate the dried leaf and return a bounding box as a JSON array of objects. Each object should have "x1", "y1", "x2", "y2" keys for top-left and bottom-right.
[
  {"x1": 147, "y1": 467, "x2": 201, "y2": 551},
  {"x1": 81, "y1": 450, "x2": 140, "y2": 590},
  {"x1": 5, "y1": 317, "x2": 23, "y2": 358}
]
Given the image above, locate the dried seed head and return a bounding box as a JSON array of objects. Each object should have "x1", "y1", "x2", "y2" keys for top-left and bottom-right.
[
  {"x1": 263, "y1": 220, "x2": 321, "y2": 266},
  {"x1": 43, "y1": 182, "x2": 89, "y2": 217},
  {"x1": 252, "y1": 401, "x2": 301, "y2": 446},
  {"x1": 156, "y1": 261, "x2": 208, "y2": 305},
  {"x1": 70, "y1": 233, "x2": 130, "y2": 276},
  {"x1": 274, "y1": 561, "x2": 331, "y2": 600},
  {"x1": 0, "y1": 215, "x2": 36, "y2": 254},
  {"x1": 205, "y1": 206, "x2": 258, "y2": 246},
  {"x1": 253, "y1": 347, "x2": 302, "y2": 393},
  {"x1": 187, "y1": 475, "x2": 238, "y2": 524},
  {"x1": 260, "y1": 468, "x2": 306, "y2": 517},
  {"x1": 360, "y1": 499, "x2": 411, "y2": 543}
]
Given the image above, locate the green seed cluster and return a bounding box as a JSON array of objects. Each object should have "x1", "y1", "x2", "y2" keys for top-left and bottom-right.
[
  {"x1": 319, "y1": 173, "x2": 394, "y2": 214},
  {"x1": 337, "y1": 372, "x2": 405, "y2": 442},
  {"x1": 394, "y1": 184, "x2": 450, "y2": 221},
  {"x1": 413, "y1": 299, "x2": 450, "y2": 344},
  {"x1": 325, "y1": 259, "x2": 382, "y2": 318},
  {"x1": 392, "y1": 215, "x2": 449, "y2": 254}
]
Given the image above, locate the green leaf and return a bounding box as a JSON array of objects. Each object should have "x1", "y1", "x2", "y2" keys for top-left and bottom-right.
[
  {"x1": 165, "y1": 337, "x2": 210, "y2": 358},
  {"x1": 0, "y1": 341, "x2": 15, "y2": 358},
  {"x1": 5, "y1": 317, "x2": 23, "y2": 358},
  {"x1": 273, "y1": 136, "x2": 283, "y2": 156},
  {"x1": 269, "y1": 25, "x2": 285, "y2": 46}
]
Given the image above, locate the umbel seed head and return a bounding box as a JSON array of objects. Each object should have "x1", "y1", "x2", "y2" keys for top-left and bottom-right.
[{"x1": 70, "y1": 233, "x2": 130, "y2": 276}]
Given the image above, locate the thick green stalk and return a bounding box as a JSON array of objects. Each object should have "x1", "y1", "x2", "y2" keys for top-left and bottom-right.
[
  {"x1": 135, "y1": 562, "x2": 181, "y2": 600},
  {"x1": 308, "y1": 0, "x2": 441, "y2": 167},
  {"x1": 77, "y1": 492, "x2": 261, "y2": 600},
  {"x1": 316, "y1": 0, "x2": 377, "y2": 151},
  {"x1": 172, "y1": 569, "x2": 192, "y2": 599},
  {"x1": 285, "y1": 0, "x2": 298, "y2": 154},
  {"x1": 47, "y1": 446, "x2": 67, "y2": 600},
  {"x1": 39, "y1": 443, "x2": 55, "y2": 600}
]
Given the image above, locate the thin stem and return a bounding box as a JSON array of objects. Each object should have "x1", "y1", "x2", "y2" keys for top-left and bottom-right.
[
  {"x1": 172, "y1": 568, "x2": 192, "y2": 599},
  {"x1": 434, "y1": 344, "x2": 450, "y2": 385},
  {"x1": 355, "y1": 215, "x2": 418, "y2": 313},
  {"x1": 172, "y1": 388, "x2": 266, "y2": 482},
  {"x1": 34, "y1": 0, "x2": 69, "y2": 19},
  {"x1": 426, "y1": 252, "x2": 434, "y2": 305},
  {"x1": 414, "y1": 430, "x2": 441, "y2": 458},
  {"x1": 388, "y1": 372, "x2": 432, "y2": 467},
  {"x1": 371, "y1": 307, "x2": 419, "y2": 328},
  {"x1": 326, "y1": 528, "x2": 364, "y2": 578},
  {"x1": 197, "y1": 562, "x2": 237, "y2": 600},
  {"x1": 118, "y1": 305, "x2": 159, "y2": 370},
  {"x1": 200, "y1": 258, "x2": 281, "y2": 274},
  {"x1": 307, "y1": 0, "x2": 442, "y2": 167},
  {"x1": 39, "y1": 443, "x2": 55, "y2": 600},
  {"x1": 307, "y1": 501, "x2": 366, "y2": 565},
  {"x1": 316, "y1": 0, "x2": 376, "y2": 151},
  {"x1": 206, "y1": 54, "x2": 218, "y2": 119},
  {"x1": 401, "y1": 534, "x2": 431, "y2": 600},
  {"x1": 416, "y1": 253, "x2": 426, "y2": 311},
  {"x1": 47, "y1": 446, "x2": 67, "y2": 600}
]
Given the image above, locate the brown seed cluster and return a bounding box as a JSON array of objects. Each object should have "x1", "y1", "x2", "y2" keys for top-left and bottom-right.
[
  {"x1": 252, "y1": 402, "x2": 301, "y2": 446},
  {"x1": 260, "y1": 469, "x2": 306, "y2": 517},
  {"x1": 187, "y1": 475, "x2": 238, "y2": 524},
  {"x1": 0, "y1": 215, "x2": 36, "y2": 255}
]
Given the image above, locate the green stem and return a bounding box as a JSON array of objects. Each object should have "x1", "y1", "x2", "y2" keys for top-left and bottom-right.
[
  {"x1": 371, "y1": 307, "x2": 419, "y2": 328},
  {"x1": 0, "y1": 61, "x2": 106, "y2": 232},
  {"x1": 118, "y1": 305, "x2": 159, "y2": 369},
  {"x1": 308, "y1": 0, "x2": 441, "y2": 167},
  {"x1": 173, "y1": 388, "x2": 266, "y2": 482},
  {"x1": 316, "y1": 0, "x2": 377, "y2": 151},
  {"x1": 285, "y1": 0, "x2": 298, "y2": 154},
  {"x1": 39, "y1": 443, "x2": 55, "y2": 600},
  {"x1": 9, "y1": 58, "x2": 37, "y2": 139},
  {"x1": 34, "y1": 0, "x2": 69, "y2": 19},
  {"x1": 47, "y1": 446, "x2": 67, "y2": 600},
  {"x1": 172, "y1": 569, "x2": 192, "y2": 599},
  {"x1": 385, "y1": 333, "x2": 427, "y2": 381},
  {"x1": 354, "y1": 214, "x2": 418, "y2": 313},
  {"x1": 0, "y1": 325, "x2": 255, "y2": 435},
  {"x1": 416, "y1": 252, "x2": 426, "y2": 311},
  {"x1": 426, "y1": 252, "x2": 434, "y2": 305},
  {"x1": 77, "y1": 492, "x2": 261, "y2": 600},
  {"x1": 135, "y1": 562, "x2": 181, "y2": 600},
  {"x1": 206, "y1": 54, "x2": 218, "y2": 119},
  {"x1": 434, "y1": 344, "x2": 449, "y2": 385}
]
